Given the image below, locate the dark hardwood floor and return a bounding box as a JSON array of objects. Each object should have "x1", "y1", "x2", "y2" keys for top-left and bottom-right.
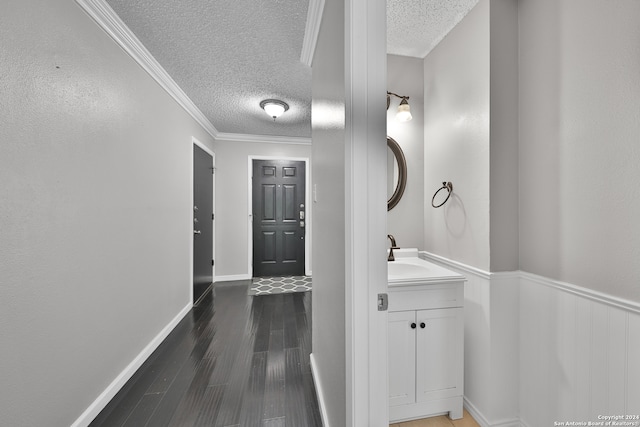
[{"x1": 90, "y1": 281, "x2": 322, "y2": 427}]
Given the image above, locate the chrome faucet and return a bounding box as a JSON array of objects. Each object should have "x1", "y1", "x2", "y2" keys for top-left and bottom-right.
[{"x1": 387, "y1": 234, "x2": 399, "y2": 261}]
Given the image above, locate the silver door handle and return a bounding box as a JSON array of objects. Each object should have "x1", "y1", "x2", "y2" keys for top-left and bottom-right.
[{"x1": 194, "y1": 230, "x2": 201, "y2": 235}]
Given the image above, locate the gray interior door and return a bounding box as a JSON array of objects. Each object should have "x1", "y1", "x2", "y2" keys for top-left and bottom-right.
[
  {"x1": 193, "y1": 144, "x2": 213, "y2": 303},
  {"x1": 252, "y1": 159, "x2": 305, "y2": 277}
]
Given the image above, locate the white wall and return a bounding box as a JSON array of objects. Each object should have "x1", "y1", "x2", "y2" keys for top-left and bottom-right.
[
  {"x1": 311, "y1": 0, "x2": 389, "y2": 423},
  {"x1": 421, "y1": 2, "x2": 520, "y2": 425},
  {"x1": 423, "y1": 0, "x2": 491, "y2": 272},
  {"x1": 212, "y1": 138, "x2": 311, "y2": 279},
  {"x1": 387, "y1": 55, "x2": 425, "y2": 251},
  {"x1": 420, "y1": 0, "x2": 640, "y2": 425},
  {"x1": 311, "y1": 0, "x2": 347, "y2": 423},
  {"x1": 518, "y1": 0, "x2": 640, "y2": 423},
  {"x1": 0, "y1": 1, "x2": 214, "y2": 426},
  {"x1": 519, "y1": 0, "x2": 640, "y2": 302},
  {"x1": 488, "y1": 0, "x2": 519, "y2": 272},
  {"x1": 423, "y1": 0, "x2": 519, "y2": 273}
]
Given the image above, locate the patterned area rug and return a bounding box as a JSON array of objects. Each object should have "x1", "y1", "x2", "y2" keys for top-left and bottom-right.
[{"x1": 248, "y1": 276, "x2": 312, "y2": 295}]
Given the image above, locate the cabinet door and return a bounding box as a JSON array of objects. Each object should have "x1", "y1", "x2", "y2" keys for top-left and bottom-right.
[
  {"x1": 388, "y1": 310, "x2": 416, "y2": 406},
  {"x1": 415, "y1": 308, "x2": 463, "y2": 402}
]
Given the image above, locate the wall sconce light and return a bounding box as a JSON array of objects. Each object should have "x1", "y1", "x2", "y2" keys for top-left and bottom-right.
[
  {"x1": 387, "y1": 91, "x2": 412, "y2": 122},
  {"x1": 260, "y1": 99, "x2": 289, "y2": 121}
]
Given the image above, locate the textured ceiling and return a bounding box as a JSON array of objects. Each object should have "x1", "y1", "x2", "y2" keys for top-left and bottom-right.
[
  {"x1": 105, "y1": 0, "x2": 312, "y2": 138},
  {"x1": 104, "y1": 0, "x2": 477, "y2": 139},
  {"x1": 387, "y1": 0, "x2": 480, "y2": 58}
]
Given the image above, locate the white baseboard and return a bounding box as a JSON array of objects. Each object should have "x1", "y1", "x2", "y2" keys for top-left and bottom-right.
[
  {"x1": 310, "y1": 353, "x2": 329, "y2": 427},
  {"x1": 71, "y1": 302, "x2": 192, "y2": 427},
  {"x1": 464, "y1": 397, "x2": 522, "y2": 427},
  {"x1": 463, "y1": 397, "x2": 490, "y2": 427},
  {"x1": 215, "y1": 274, "x2": 251, "y2": 282}
]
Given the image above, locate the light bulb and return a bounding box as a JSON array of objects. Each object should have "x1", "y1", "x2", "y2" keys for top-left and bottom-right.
[
  {"x1": 264, "y1": 103, "x2": 285, "y2": 118},
  {"x1": 260, "y1": 99, "x2": 289, "y2": 120},
  {"x1": 396, "y1": 99, "x2": 412, "y2": 122}
]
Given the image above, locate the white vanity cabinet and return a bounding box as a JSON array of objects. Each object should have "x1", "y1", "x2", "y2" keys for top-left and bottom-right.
[{"x1": 387, "y1": 254, "x2": 465, "y2": 423}]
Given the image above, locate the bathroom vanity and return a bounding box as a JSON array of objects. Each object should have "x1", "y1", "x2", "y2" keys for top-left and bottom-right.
[{"x1": 387, "y1": 249, "x2": 465, "y2": 422}]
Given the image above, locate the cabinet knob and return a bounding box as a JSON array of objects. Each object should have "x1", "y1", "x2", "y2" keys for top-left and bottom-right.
[
  {"x1": 420, "y1": 322, "x2": 426, "y2": 329},
  {"x1": 410, "y1": 322, "x2": 417, "y2": 329}
]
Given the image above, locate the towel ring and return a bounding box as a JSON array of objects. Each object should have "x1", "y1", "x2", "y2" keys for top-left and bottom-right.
[{"x1": 432, "y1": 182, "x2": 453, "y2": 208}]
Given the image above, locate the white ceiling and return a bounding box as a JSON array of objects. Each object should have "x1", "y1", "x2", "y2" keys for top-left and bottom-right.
[
  {"x1": 387, "y1": 0, "x2": 479, "y2": 58},
  {"x1": 104, "y1": 0, "x2": 478, "y2": 139}
]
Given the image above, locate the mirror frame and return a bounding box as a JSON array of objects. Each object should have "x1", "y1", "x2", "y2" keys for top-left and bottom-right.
[{"x1": 387, "y1": 136, "x2": 407, "y2": 211}]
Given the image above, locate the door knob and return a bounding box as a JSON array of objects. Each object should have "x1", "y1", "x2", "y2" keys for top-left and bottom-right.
[
  {"x1": 410, "y1": 322, "x2": 417, "y2": 329},
  {"x1": 194, "y1": 230, "x2": 201, "y2": 235},
  {"x1": 420, "y1": 322, "x2": 426, "y2": 329}
]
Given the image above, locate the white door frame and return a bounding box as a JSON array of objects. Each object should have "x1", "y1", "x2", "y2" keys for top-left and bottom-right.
[
  {"x1": 247, "y1": 155, "x2": 311, "y2": 278},
  {"x1": 345, "y1": 0, "x2": 388, "y2": 424},
  {"x1": 191, "y1": 137, "x2": 216, "y2": 303}
]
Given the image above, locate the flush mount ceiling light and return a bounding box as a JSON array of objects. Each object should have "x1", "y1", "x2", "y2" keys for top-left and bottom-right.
[
  {"x1": 260, "y1": 99, "x2": 289, "y2": 121},
  {"x1": 387, "y1": 91, "x2": 413, "y2": 122}
]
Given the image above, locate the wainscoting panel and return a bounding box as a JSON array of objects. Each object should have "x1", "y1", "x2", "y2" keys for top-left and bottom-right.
[
  {"x1": 608, "y1": 308, "x2": 627, "y2": 414},
  {"x1": 628, "y1": 313, "x2": 640, "y2": 414},
  {"x1": 420, "y1": 252, "x2": 520, "y2": 426},
  {"x1": 519, "y1": 273, "x2": 639, "y2": 427},
  {"x1": 422, "y1": 252, "x2": 640, "y2": 427}
]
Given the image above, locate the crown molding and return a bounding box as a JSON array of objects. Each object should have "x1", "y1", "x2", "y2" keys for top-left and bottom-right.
[
  {"x1": 300, "y1": 0, "x2": 326, "y2": 67},
  {"x1": 216, "y1": 132, "x2": 311, "y2": 145},
  {"x1": 76, "y1": 0, "x2": 313, "y2": 146},
  {"x1": 75, "y1": 0, "x2": 219, "y2": 139}
]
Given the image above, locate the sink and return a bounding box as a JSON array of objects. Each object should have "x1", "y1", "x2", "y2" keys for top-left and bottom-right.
[
  {"x1": 388, "y1": 262, "x2": 435, "y2": 279},
  {"x1": 388, "y1": 248, "x2": 465, "y2": 286}
]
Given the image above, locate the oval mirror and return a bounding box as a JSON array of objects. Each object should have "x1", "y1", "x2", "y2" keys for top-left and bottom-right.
[{"x1": 387, "y1": 136, "x2": 407, "y2": 211}]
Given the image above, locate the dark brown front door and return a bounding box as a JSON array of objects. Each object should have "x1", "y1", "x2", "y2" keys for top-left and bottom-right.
[
  {"x1": 193, "y1": 144, "x2": 213, "y2": 303},
  {"x1": 252, "y1": 159, "x2": 305, "y2": 277}
]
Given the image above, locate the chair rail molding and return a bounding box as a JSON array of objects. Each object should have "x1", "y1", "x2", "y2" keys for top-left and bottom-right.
[{"x1": 419, "y1": 250, "x2": 640, "y2": 426}]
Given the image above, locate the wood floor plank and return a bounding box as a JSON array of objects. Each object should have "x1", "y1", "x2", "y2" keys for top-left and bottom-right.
[
  {"x1": 166, "y1": 357, "x2": 217, "y2": 426},
  {"x1": 270, "y1": 295, "x2": 285, "y2": 332},
  {"x1": 285, "y1": 348, "x2": 309, "y2": 427},
  {"x1": 121, "y1": 393, "x2": 163, "y2": 427},
  {"x1": 238, "y1": 351, "x2": 268, "y2": 426},
  {"x1": 89, "y1": 282, "x2": 321, "y2": 427},
  {"x1": 194, "y1": 384, "x2": 225, "y2": 427},
  {"x1": 283, "y1": 296, "x2": 299, "y2": 349},
  {"x1": 264, "y1": 418, "x2": 286, "y2": 427}
]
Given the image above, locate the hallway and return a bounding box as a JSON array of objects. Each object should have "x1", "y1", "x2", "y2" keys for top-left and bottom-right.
[{"x1": 90, "y1": 283, "x2": 322, "y2": 427}]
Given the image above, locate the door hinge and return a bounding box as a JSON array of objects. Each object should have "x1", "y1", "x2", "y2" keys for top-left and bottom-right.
[
  {"x1": 377, "y1": 293, "x2": 388, "y2": 311},
  {"x1": 212, "y1": 259, "x2": 215, "y2": 266},
  {"x1": 212, "y1": 213, "x2": 215, "y2": 220}
]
